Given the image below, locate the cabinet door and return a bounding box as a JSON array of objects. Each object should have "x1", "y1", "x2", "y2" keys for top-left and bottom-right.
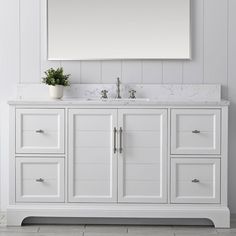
[
  {"x1": 68, "y1": 109, "x2": 118, "y2": 202},
  {"x1": 16, "y1": 109, "x2": 65, "y2": 154},
  {"x1": 118, "y1": 109, "x2": 168, "y2": 203},
  {"x1": 171, "y1": 109, "x2": 221, "y2": 155}
]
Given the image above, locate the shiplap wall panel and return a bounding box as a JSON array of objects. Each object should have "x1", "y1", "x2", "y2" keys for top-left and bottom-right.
[
  {"x1": 81, "y1": 61, "x2": 101, "y2": 83},
  {"x1": 40, "y1": 0, "x2": 60, "y2": 79},
  {"x1": 0, "y1": 0, "x2": 20, "y2": 211},
  {"x1": 0, "y1": 0, "x2": 19, "y2": 97},
  {"x1": 228, "y1": 0, "x2": 236, "y2": 212},
  {"x1": 162, "y1": 62, "x2": 183, "y2": 84},
  {"x1": 101, "y1": 61, "x2": 122, "y2": 84},
  {"x1": 19, "y1": 0, "x2": 229, "y2": 87},
  {"x1": 204, "y1": 0, "x2": 228, "y2": 98},
  {"x1": 20, "y1": 0, "x2": 41, "y2": 83},
  {"x1": 183, "y1": 0, "x2": 204, "y2": 84},
  {"x1": 62, "y1": 61, "x2": 81, "y2": 84},
  {"x1": 122, "y1": 61, "x2": 142, "y2": 84},
  {"x1": 142, "y1": 61, "x2": 163, "y2": 84},
  {"x1": 228, "y1": 0, "x2": 236, "y2": 101}
]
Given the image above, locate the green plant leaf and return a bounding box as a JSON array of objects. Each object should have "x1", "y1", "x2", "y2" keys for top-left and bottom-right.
[{"x1": 42, "y1": 67, "x2": 70, "y2": 86}]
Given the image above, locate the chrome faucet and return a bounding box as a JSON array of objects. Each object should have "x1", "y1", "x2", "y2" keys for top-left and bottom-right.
[{"x1": 116, "y1": 77, "x2": 121, "y2": 99}]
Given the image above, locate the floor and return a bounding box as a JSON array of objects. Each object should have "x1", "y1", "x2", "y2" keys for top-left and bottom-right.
[{"x1": 0, "y1": 213, "x2": 236, "y2": 236}]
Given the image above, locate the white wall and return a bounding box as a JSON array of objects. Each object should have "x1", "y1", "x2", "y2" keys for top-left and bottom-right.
[
  {"x1": 0, "y1": 0, "x2": 19, "y2": 210},
  {"x1": 1, "y1": 0, "x2": 236, "y2": 213}
]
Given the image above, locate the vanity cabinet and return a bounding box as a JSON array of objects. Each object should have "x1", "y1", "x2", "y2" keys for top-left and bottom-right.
[{"x1": 8, "y1": 101, "x2": 230, "y2": 228}]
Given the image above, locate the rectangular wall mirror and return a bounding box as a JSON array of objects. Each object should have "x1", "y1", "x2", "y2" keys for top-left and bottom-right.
[{"x1": 47, "y1": 0, "x2": 191, "y2": 60}]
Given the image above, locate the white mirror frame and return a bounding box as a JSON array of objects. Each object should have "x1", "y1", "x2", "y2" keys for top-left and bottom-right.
[{"x1": 47, "y1": 0, "x2": 191, "y2": 60}]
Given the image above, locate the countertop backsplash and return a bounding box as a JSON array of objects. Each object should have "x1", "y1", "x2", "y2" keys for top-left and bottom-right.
[{"x1": 17, "y1": 84, "x2": 221, "y2": 103}]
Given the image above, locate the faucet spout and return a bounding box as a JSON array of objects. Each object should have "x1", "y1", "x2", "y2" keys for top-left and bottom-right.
[{"x1": 116, "y1": 77, "x2": 122, "y2": 99}]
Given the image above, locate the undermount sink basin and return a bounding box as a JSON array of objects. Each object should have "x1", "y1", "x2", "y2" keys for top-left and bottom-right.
[{"x1": 86, "y1": 98, "x2": 150, "y2": 102}]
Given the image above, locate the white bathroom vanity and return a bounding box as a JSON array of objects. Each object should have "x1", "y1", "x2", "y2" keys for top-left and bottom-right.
[{"x1": 7, "y1": 84, "x2": 230, "y2": 228}]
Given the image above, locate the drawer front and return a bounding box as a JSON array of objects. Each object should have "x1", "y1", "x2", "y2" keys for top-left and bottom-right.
[
  {"x1": 16, "y1": 109, "x2": 65, "y2": 154},
  {"x1": 16, "y1": 158, "x2": 65, "y2": 202},
  {"x1": 171, "y1": 158, "x2": 220, "y2": 204},
  {"x1": 171, "y1": 109, "x2": 221, "y2": 155}
]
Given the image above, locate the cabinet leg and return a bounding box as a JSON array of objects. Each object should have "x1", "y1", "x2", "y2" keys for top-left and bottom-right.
[
  {"x1": 211, "y1": 212, "x2": 230, "y2": 228},
  {"x1": 7, "y1": 212, "x2": 26, "y2": 226}
]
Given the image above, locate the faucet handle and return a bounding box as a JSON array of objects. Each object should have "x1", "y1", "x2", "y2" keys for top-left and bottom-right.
[
  {"x1": 129, "y1": 89, "x2": 136, "y2": 99},
  {"x1": 101, "y1": 90, "x2": 108, "y2": 99}
]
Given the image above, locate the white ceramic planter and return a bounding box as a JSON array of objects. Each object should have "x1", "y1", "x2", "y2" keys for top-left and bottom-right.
[{"x1": 49, "y1": 85, "x2": 64, "y2": 99}]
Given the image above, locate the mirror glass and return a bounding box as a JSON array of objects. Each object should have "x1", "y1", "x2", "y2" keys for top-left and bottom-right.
[{"x1": 48, "y1": 0, "x2": 190, "y2": 60}]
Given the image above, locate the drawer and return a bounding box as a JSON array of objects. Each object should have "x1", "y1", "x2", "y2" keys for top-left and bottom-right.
[
  {"x1": 171, "y1": 158, "x2": 220, "y2": 204},
  {"x1": 171, "y1": 109, "x2": 221, "y2": 155},
  {"x1": 16, "y1": 158, "x2": 65, "y2": 202},
  {"x1": 16, "y1": 109, "x2": 65, "y2": 154}
]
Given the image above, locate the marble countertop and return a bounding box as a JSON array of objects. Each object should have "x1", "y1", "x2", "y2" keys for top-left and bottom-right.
[
  {"x1": 8, "y1": 98, "x2": 230, "y2": 106},
  {"x1": 10, "y1": 84, "x2": 228, "y2": 106}
]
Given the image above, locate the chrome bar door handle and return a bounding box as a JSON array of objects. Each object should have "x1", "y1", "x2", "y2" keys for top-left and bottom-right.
[
  {"x1": 36, "y1": 129, "x2": 44, "y2": 134},
  {"x1": 113, "y1": 128, "x2": 117, "y2": 154},
  {"x1": 192, "y1": 130, "x2": 200, "y2": 134},
  {"x1": 36, "y1": 178, "x2": 44, "y2": 183},
  {"x1": 119, "y1": 127, "x2": 123, "y2": 154}
]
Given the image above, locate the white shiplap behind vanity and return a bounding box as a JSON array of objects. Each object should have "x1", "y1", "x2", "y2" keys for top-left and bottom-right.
[
  {"x1": 18, "y1": 1, "x2": 227, "y2": 95},
  {"x1": 1, "y1": 0, "x2": 236, "y2": 214}
]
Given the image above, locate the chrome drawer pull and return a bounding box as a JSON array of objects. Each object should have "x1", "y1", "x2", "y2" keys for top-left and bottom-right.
[
  {"x1": 113, "y1": 127, "x2": 117, "y2": 154},
  {"x1": 192, "y1": 179, "x2": 200, "y2": 183},
  {"x1": 192, "y1": 130, "x2": 200, "y2": 134},
  {"x1": 119, "y1": 127, "x2": 123, "y2": 154},
  {"x1": 36, "y1": 178, "x2": 44, "y2": 183},
  {"x1": 36, "y1": 129, "x2": 44, "y2": 133}
]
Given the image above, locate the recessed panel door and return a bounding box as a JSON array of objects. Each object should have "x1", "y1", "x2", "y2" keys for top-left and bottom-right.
[
  {"x1": 118, "y1": 109, "x2": 168, "y2": 203},
  {"x1": 68, "y1": 109, "x2": 117, "y2": 202}
]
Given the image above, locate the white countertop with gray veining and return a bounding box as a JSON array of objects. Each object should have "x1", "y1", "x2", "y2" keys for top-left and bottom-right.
[
  {"x1": 9, "y1": 84, "x2": 229, "y2": 106},
  {"x1": 8, "y1": 98, "x2": 230, "y2": 106}
]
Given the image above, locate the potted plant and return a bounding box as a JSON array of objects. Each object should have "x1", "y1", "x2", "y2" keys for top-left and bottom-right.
[{"x1": 42, "y1": 67, "x2": 70, "y2": 99}]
